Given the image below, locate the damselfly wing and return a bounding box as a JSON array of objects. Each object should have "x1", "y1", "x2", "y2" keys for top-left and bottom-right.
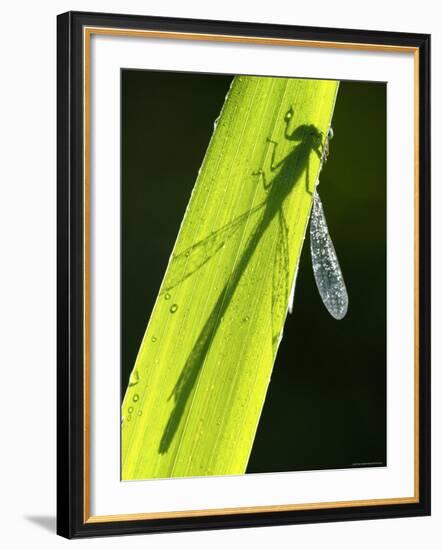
[
  {"x1": 309, "y1": 190, "x2": 348, "y2": 320},
  {"x1": 161, "y1": 200, "x2": 266, "y2": 295}
]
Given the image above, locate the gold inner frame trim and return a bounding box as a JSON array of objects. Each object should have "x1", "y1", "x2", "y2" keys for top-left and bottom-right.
[{"x1": 83, "y1": 26, "x2": 421, "y2": 523}]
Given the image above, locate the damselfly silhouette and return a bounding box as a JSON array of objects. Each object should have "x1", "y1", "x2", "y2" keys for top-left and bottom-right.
[
  {"x1": 161, "y1": 114, "x2": 348, "y2": 324},
  {"x1": 158, "y1": 108, "x2": 348, "y2": 453}
]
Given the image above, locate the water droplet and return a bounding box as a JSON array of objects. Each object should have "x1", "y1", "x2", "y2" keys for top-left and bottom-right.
[
  {"x1": 127, "y1": 415, "x2": 132, "y2": 421},
  {"x1": 137, "y1": 410, "x2": 142, "y2": 416},
  {"x1": 151, "y1": 336, "x2": 157, "y2": 342},
  {"x1": 133, "y1": 394, "x2": 139, "y2": 402},
  {"x1": 285, "y1": 107, "x2": 294, "y2": 122},
  {"x1": 185, "y1": 251, "x2": 190, "y2": 257},
  {"x1": 128, "y1": 369, "x2": 140, "y2": 387},
  {"x1": 170, "y1": 304, "x2": 178, "y2": 314},
  {"x1": 128, "y1": 406, "x2": 133, "y2": 413},
  {"x1": 243, "y1": 316, "x2": 250, "y2": 323},
  {"x1": 165, "y1": 293, "x2": 171, "y2": 300}
]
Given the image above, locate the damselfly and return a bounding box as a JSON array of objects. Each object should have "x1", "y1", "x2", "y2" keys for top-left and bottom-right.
[{"x1": 161, "y1": 117, "x2": 348, "y2": 323}]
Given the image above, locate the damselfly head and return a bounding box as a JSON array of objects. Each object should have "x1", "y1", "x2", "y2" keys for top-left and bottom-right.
[
  {"x1": 321, "y1": 127, "x2": 334, "y2": 164},
  {"x1": 288, "y1": 124, "x2": 322, "y2": 147}
]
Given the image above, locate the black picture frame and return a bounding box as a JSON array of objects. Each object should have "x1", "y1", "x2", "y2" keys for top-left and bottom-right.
[{"x1": 57, "y1": 10, "x2": 431, "y2": 539}]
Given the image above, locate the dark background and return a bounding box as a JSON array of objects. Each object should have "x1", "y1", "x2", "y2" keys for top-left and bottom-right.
[{"x1": 121, "y1": 70, "x2": 386, "y2": 473}]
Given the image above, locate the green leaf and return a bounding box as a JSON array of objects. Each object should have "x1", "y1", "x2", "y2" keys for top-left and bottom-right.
[{"x1": 122, "y1": 76, "x2": 339, "y2": 479}]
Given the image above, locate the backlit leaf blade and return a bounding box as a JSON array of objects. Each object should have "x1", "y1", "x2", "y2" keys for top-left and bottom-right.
[{"x1": 122, "y1": 76, "x2": 339, "y2": 479}]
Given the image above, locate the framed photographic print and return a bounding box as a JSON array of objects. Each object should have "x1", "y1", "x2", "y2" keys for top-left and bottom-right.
[{"x1": 57, "y1": 11, "x2": 431, "y2": 538}]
